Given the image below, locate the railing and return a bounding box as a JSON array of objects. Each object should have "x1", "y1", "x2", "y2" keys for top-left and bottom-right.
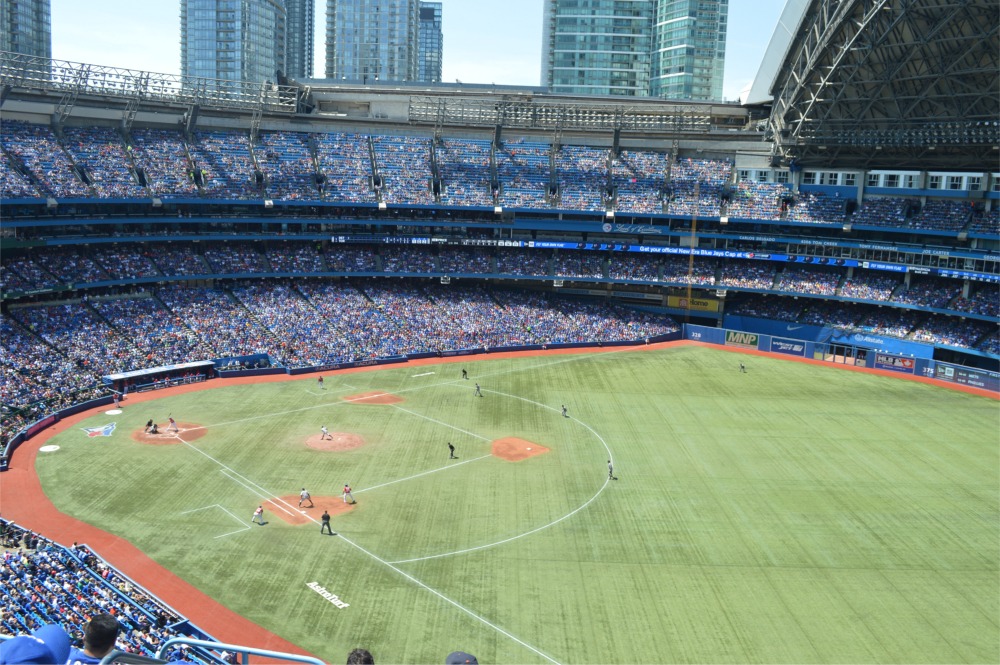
[{"x1": 0, "y1": 51, "x2": 298, "y2": 114}]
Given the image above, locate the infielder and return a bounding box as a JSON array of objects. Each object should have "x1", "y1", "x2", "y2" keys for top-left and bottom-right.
[
  {"x1": 320, "y1": 425, "x2": 330, "y2": 440},
  {"x1": 252, "y1": 505, "x2": 264, "y2": 525},
  {"x1": 343, "y1": 484, "x2": 355, "y2": 504},
  {"x1": 299, "y1": 487, "x2": 314, "y2": 508}
]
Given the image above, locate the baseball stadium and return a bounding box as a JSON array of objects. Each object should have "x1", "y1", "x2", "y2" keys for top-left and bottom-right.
[{"x1": 1, "y1": 1, "x2": 998, "y2": 664}]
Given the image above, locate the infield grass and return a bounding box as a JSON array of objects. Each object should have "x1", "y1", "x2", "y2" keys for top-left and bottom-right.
[{"x1": 35, "y1": 345, "x2": 1000, "y2": 664}]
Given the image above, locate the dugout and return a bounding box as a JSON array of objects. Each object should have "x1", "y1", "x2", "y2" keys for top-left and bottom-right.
[{"x1": 103, "y1": 360, "x2": 215, "y2": 394}]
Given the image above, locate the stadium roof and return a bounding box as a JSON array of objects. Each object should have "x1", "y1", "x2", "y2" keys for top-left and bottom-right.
[{"x1": 766, "y1": 0, "x2": 1000, "y2": 170}]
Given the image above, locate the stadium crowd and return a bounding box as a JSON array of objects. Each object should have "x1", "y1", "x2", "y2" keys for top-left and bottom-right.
[{"x1": 0, "y1": 120, "x2": 993, "y2": 237}]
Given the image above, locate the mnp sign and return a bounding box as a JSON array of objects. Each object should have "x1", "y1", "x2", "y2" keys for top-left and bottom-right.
[{"x1": 725, "y1": 331, "x2": 759, "y2": 350}]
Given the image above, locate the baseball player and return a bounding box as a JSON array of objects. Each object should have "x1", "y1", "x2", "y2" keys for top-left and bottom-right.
[
  {"x1": 320, "y1": 510, "x2": 333, "y2": 535},
  {"x1": 343, "y1": 484, "x2": 355, "y2": 504},
  {"x1": 448, "y1": 442, "x2": 456, "y2": 459},
  {"x1": 474, "y1": 383, "x2": 482, "y2": 397},
  {"x1": 561, "y1": 405, "x2": 568, "y2": 418},
  {"x1": 608, "y1": 460, "x2": 615, "y2": 480},
  {"x1": 318, "y1": 375, "x2": 326, "y2": 389},
  {"x1": 252, "y1": 505, "x2": 264, "y2": 525},
  {"x1": 299, "y1": 488, "x2": 313, "y2": 508},
  {"x1": 320, "y1": 425, "x2": 330, "y2": 440},
  {"x1": 167, "y1": 416, "x2": 179, "y2": 432}
]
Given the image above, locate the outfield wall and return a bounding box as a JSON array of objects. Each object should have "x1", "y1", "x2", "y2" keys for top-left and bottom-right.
[{"x1": 684, "y1": 324, "x2": 1000, "y2": 393}]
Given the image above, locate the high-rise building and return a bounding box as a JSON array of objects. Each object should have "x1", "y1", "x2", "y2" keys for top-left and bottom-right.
[
  {"x1": 541, "y1": 0, "x2": 728, "y2": 101},
  {"x1": 417, "y1": 1, "x2": 442, "y2": 83},
  {"x1": 650, "y1": 0, "x2": 727, "y2": 100},
  {"x1": 1, "y1": 0, "x2": 51, "y2": 59},
  {"x1": 542, "y1": 0, "x2": 653, "y2": 97},
  {"x1": 284, "y1": 0, "x2": 314, "y2": 79},
  {"x1": 325, "y1": 0, "x2": 420, "y2": 83},
  {"x1": 181, "y1": 0, "x2": 287, "y2": 86}
]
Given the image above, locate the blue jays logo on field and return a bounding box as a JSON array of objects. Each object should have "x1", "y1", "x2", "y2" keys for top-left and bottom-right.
[{"x1": 81, "y1": 422, "x2": 117, "y2": 438}]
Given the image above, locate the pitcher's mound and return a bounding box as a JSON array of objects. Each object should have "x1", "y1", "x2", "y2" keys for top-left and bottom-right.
[
  {"x1": 306, "y1": 432, "x2": 366, "y2": 451},
  {"x1": 132, "y1": 423, "x2": 206, "y2": 445},
  {"x1": 266, "y1": 496, "x2": 355, "y2": 525},
  {"x1": 492, "y1": 437, "x2": 549, "y2": 462},
  {"x1": 342, "y1": 391, "x2": 403, "y2": 405}
]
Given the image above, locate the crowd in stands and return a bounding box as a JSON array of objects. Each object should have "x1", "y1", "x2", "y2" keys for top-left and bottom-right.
[
  {"x1": 611, "y1": 150, "x2": 665, "y2": 214},
  {"x1": 839, "y1": 271, "x2": 899, "y2": 301},
  {"x1": 660, "y1": 256, "x2": 715, "y2": 285},
  {"x1": 264, "y1": 243, "x2": 328, "y2": 273},
  {"x1": 774, "y1": 266, "x2": 841, "y2": 296},
  {"x1": 909, "y1": 200, "x2": 973, "y2": 232},
  {"x1": 0, "y1": 519, "x2": 211, "y2": 662},
  {"x1": 496, "y1": 139, "x2": 550, "y2": 209},
  {"x1": 255, "y1": 130, "x2": 318, "y2": 201},
  {"x1": 555, "y1": 145, "x2": 607, "y2": 212},
  {"x1": 850, "y1": 197, "x2": 912, "y2": 228},
  {"x1": 969, "y1": 208, "x2": 999, "y2": 235},
  {"x1": 892, "y1": 276, "x2": 961, "y2": 309},
  {"x1": 0, "y1": 120, "x2": 91, "y2": 198},
  {"x1": 381, "y1": 246, "x2": 437, "y2": 273},
  {"x1": 323, "y1": 245, "x2": 379, "y2": 272},
  {"x1": 203, "y1": 243, "x2": 270, "y2": 274},
  {"x1": 128, "y1": 128, "x2": 199, "y2": 198},
  {"x1": 437, "y1": 248, "x2": 493, "y2": 274},
  {"x1": 61, "y1": 126, "x2": 145, "y2": 199},
  {"x1": 785, "y1": 192, "x2": 847, "y2": 225},
  {"x1": 726, "y1": 181, "x2": 786, "y2": 221},
  {"x1": 666, "y1": 158, "x2": 730, "y2": 218},
  {"x1": 909, "y1": 317, "x2": 996, "y2": 349},
  {"x1": 188, "y1": 131, "x2": 259, "y2": 200},
  {"x1": 34, "y1": 248, "x2": 110, "y2": 285},
  {"x1": 718, "y1": 262, "x2": 775, "y2": 290},
  {"x1": 372, "y1": 135, "x2": 435, "y2": 205},
  {"x1": 608, "y1": 254, "x2": 661, "y2": 282},
  {"x1": 552, "y1": 251, "x2": 605, "y2": 279},
  {"x1": 1, "y1": 120, "x2": 994, "y2": 235},
  {"x1": 436, "y1": 139, "x2": 494, "y2": 207},
  {"x1": 314, "y1": 132, "x2": 376, "y2": 203},
  {"x1": 0, "y1": 153, "x2": 40, "y2": 199},
  {"x1": 951, "y1": 285, "x2": 1000, "y2": 318}
]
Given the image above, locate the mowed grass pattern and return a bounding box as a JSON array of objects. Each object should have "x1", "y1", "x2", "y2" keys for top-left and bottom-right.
[{"x1": 35, "y1": 346, "x2": 999, "y2": 664}]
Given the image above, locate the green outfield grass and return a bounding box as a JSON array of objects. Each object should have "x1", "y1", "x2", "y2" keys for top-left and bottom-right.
[{"x1": 35, "y1": 346, "x2": 999, "y2": 664}]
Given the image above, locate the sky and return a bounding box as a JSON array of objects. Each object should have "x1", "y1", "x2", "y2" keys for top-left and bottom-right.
[{"x1": 49, "y1": 0, "x2": 786, "y2": 102}]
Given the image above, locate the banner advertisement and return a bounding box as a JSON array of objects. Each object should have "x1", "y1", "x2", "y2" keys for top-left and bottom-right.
[
  {"x1": 725, "y1": 331, "x2": 759, "y2": 349},
  {"x1": 873, "y1": 353, "x2": 916, "y2": 373},
  {"x1": 667, "y1": 296, "x2": 719, "y2": 312},
  {"x1": 769, "y1": 337, "x2": 805, "y2": 356}
]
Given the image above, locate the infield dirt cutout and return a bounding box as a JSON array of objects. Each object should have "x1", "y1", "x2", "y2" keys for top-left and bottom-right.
[
  {"x1": 305, "y1": 432, "x2": 366, "y2": 451},
  {"x1": 492, "y1": 436, "x2": 549, "y2": 461},
  {"x1": 342, "y1": 391, "x2": 403, "y2": 405},
  {"x1": 266, "y1": 495, "x2": 355, "y2": 525},
  {"x1": 131, "y1": 423, "x2": 206, "y2": 445}
]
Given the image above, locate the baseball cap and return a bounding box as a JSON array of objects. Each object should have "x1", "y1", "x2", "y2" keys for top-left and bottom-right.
[
  {"x1": 445, "y1": 652, "x2": 478, "y2": 665},
  {"x1": 0, "y1": 624, "x2": 72, "y2": 665}
]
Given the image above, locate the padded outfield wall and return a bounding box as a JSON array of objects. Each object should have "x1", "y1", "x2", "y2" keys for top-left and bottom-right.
[{"x1": 685, "y1": 323, "x2": 1000, "y2": 394}]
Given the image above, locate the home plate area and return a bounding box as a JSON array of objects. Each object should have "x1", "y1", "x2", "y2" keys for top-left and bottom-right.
[
  {"x1": 492, "y1": 437, "x2": 549, "y2": 461},
  {"x1": 267, "y1": 496, "x2": 355, "y2": 525}
]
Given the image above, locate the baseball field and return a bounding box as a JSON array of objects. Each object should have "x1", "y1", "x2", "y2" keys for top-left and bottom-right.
[{"x1": 26, "y1": 343, "x2": 1000, "y2": 664}]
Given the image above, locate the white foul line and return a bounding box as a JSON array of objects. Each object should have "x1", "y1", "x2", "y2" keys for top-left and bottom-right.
[
  {"x1": 169, "y1": 432, "x2": 559, "y2": 663},
  {"x1": 411, "y1": 371, "x2": 435, "y2": 377},
  {"x1": 334, "y1": 531, "x2": 561, "y2": 664}
]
